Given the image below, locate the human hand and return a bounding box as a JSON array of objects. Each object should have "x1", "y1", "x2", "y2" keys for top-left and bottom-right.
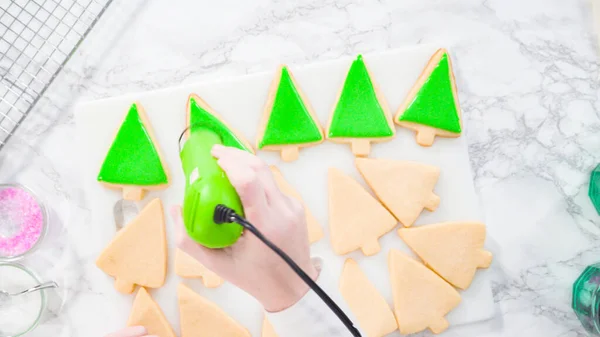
[
  {"x1": 105, "y1": 326, "x2": 155, "y2": 337},
  {"x1": 174, "y1": 144, "x2": 318, "y2": 312}
]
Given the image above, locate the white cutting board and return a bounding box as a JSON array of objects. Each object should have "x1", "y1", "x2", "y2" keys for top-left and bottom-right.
[{"x1": 75, "y1": 45, "x2": 494, "y2": 336}]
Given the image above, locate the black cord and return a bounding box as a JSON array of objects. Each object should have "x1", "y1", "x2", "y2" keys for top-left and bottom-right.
[{"x1": 214, "y1": 205, "x2": 362, "y2": 337}]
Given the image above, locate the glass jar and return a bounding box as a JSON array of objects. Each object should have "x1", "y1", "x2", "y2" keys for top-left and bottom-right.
[
  {"x1": 573, "y1": 264, "x2": 600, "y2": 335},
  {"x1": 0, "y1": 183, "x2": 48, "y2": 261},
  {"x1": 0, "y1": 263, "x2": 46, "y2": 337}
]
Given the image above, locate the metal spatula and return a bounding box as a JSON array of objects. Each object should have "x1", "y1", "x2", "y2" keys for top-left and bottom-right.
[{"x1": 113, "y1": 199, "x2": 138, "y2": 231}]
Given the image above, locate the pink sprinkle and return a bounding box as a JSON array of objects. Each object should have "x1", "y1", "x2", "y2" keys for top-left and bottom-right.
[{"x1": 0, "y1": 187, "x2": 44, "y2": 258}]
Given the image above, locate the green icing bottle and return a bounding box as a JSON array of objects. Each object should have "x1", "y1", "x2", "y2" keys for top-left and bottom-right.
[
  {"x1": 328, "y1": 55, "x2": 394, "y2": 139},
  {"x1": 397, "y1": 52, "x2": 461, "y2": 133},
  {"x1": 181, "y1": 128, "x2": 244, "y2": 248},
  {"x1": 188, "y1": 96, "x2": 252, "y2": 152},
  {"x1": 259, "y1": 66, "x2": 323, "y2": 148},
  {"x1": 97, "y1": 103, "x2": 168, "y2": 185}
]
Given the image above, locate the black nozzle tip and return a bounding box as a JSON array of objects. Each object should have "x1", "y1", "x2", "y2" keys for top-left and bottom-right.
[{"x1": 214, "y1": 204, "x2": 236, "y2": 224}]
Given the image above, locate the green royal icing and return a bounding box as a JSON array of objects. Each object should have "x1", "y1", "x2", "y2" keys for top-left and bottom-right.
[
  {"x1": 398, "y1": 52, "x2": 461, "y2": 133},
  {"x1": 328, "y1": 55, "x2": 393, "y2": 138},
  {"x1": 189, "y1": 97, "x2": 252, "y2": 152},
  {"x1": 259, "y1": 67, "x2": 323, "y2": 148},
  {"x1": 97, "y1": 103, "x2": 168, "y2": 185}
]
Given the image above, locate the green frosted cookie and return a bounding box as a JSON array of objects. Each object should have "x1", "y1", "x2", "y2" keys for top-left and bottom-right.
[
  {"x1": 257, "y1": 66, "x2": 324, "y2": 162},
  {"x1": 327, "y1": 55, "x2": 395, "y2": 157},
  {"x1": 186, "y1": 94, "x2": 254, "y2": 153},
  {"x1": 97, "y1": 102, "x2": 169, "y2": 200},
  {"x1": 395, "y1": 48, "x2": 462, "y2": 147}
]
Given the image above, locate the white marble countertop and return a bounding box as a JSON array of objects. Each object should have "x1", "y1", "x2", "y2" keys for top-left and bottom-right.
[{"x1": 1, "y1": 0, "x2": 599, "y2": 336}]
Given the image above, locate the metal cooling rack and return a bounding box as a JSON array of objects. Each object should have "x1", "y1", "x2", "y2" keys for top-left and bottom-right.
[{"x1": 0, "y1": 0, "x2": 113, "y2": 149}]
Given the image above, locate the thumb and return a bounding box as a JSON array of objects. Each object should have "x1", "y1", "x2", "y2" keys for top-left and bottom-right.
[
  {"x1": 171, "y1": 205, "x2": 225, "y2": 270},
  {"x1": 216, "y1": 157, "x2": 266, "y2": 212}
]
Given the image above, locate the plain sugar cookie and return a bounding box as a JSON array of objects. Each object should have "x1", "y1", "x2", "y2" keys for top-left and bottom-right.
[
  {"x1": 127, "y1": 287, "x2": 176, "y2": 337},
  {"x1": 340, "y1": 259, "x2": 398, "y2": 337},
  {"x1": 388, "y1": 249, "x2": 460, "y2": 335},
  {"x1": 257, "y1": 65, "x2": 324, "y2": 162},
  {"x1": 178, "y1": 283, "x2": 251, "y2": 337},
  {"x1": 97, "y1": 103, "x2": 170, "y2": 201},
  {"x1": 398, "y1": 222, "x2": 492, "y2": 289},
  {"x1": 395, "y1": 48, "x2": 462, "y2": 146},
  {"x1": 175, "y1": 249, "x2": 224, "y2": 288},
  {"x1": 355, "y1": 158, "x2": 440, "y2": 227},
  {"x1": 328, "y1": 168, "x2": 397, "y2": 256},
  {"x1": 327, "y1": 55, "x2": 395, "y2": 157},
  {"x1": 270, "y1": 166, "x2": 324, "y2": 244},
  {"x1": 96, "y1": 198, "x2": 167, "y2": 294}
]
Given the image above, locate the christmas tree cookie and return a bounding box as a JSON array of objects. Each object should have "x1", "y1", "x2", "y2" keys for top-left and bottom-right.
[
  {"x1": 270, "y1": 166, "x2": 324, "y2": 244},
  {"x1": 398, "y1": 222, "x2": 492, "y2": 289},
  {"x1": 96, "y1": 198, "x2": 167, "y2": 294},
  {"x1": 395, "y1": 48, "x2": 462, "y2": 146},
  {"x1": 340, "y1": 259, "x2": 398, "y2": 337},
  {"x1": 388, "y1": 249, "x2": 461, "y2": 335},
  {"x1": 355, "y1": 158, "x2": 440, "y2": 227},
  {"x1": 127, "y1": 287, "x2": 177, "y2": 337},
  {"x1": 186, "y1": 93, "x2": 254, "y2": 153},
  {"x1": 328, "y1": 168, "x2": 397, "y2": 256},
  {"x1": 178, "y1": 283, "x2": 251, "y2": 337},
  {"x1": 327, "y1": 55, "x2": 395, "y2": 157},
  {"x1": 175, "y1": 249, "x2": 224, "y2": 288},
  {"x1": 97, "y1": 103, "x2": 169, "y2": 201},
  {"x1": 257, "y1": 66, "x2": 324, "y2": 162}
]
